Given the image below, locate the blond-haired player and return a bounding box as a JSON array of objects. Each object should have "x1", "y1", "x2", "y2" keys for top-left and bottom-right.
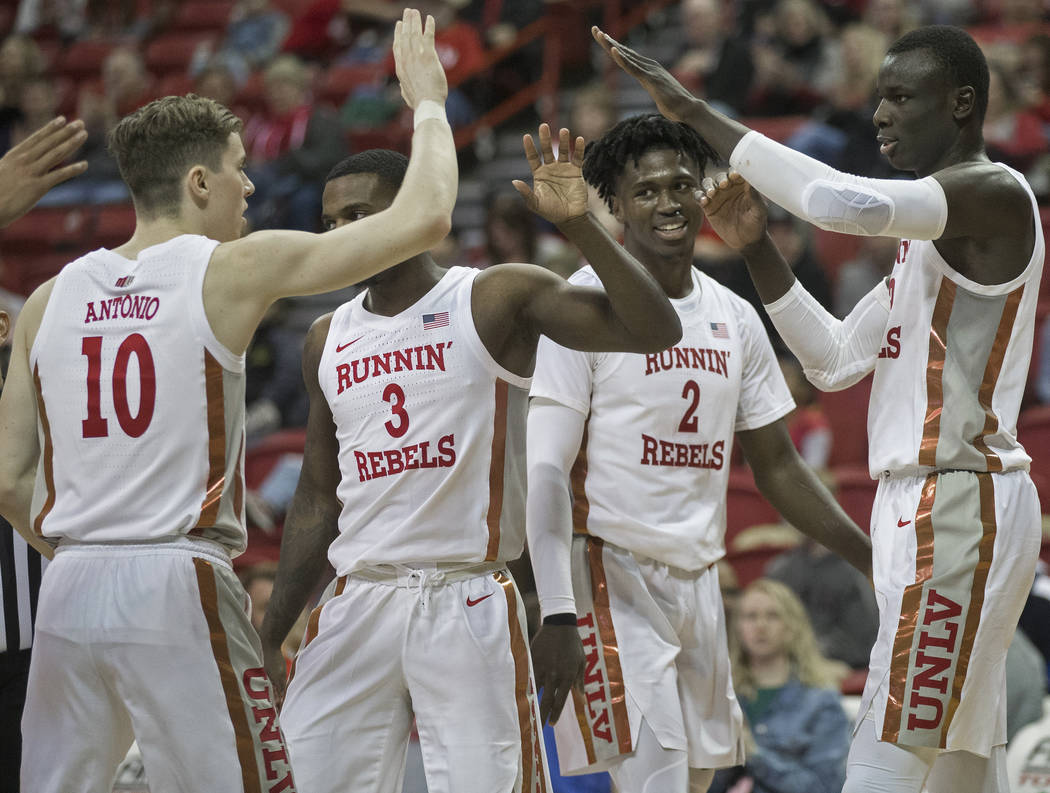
[{"x1": 0, "y1": 10, "x2": 457, "y2": 792}]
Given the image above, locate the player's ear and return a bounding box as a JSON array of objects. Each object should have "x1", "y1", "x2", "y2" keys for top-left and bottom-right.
[
  {"x1": 954, "y1": 85, "x2": 976, "y2": 122},
  {"x1": 611, "y1": 195, "x2": 624, "y2": 224},
  {"x1": 187, "y1": 164, "x2": 209, "y2": 203}
]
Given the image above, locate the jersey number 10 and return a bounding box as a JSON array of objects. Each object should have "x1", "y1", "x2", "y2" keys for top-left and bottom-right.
[{"x1": 81, "y1": 334, "x2": 157, "y2": 438}]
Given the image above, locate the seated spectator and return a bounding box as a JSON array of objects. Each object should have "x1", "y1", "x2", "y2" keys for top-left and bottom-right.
[
  {"x1": 222, "y1": 0, "x2": 290, "y2": 82},
  {"x1": 765, "y1": 534, "x2": 878, "y2": 671},
  {"x1": 1019, "y1": 32, "x2": 1050, "y2": 123},
  {"x1": 567, "y1": 81, "x2": 620, "y2": 238},
  {"x1": 242, "y1": 55, "x2": 345, "y2": 231},
  {"x1": 984, "y1": 58, "x2": 1049, "y2": 175},
  {"x1": 671, "y1": 0, "x2": 755, "y2": 117},
  {"x1": 863, "y1": 0, "x2": 920, "y2": 40},
  {"x1": 746, "y1": 0, "x2": 835, "y2": 116},
  {"x1": 192, "y1": 60, "x2": 250, "y2": 122},
  {"x1": 833, "y1": 235, "x2": 898, "y2": 318},
  {"x1": 709, "y1": 579, "x2": 851, "y2": 793},
  {"x1": 0, "y1": 72, "x2": 58, "y2": 151},
  {"x1": 0, "y1": 34, "x2": 44, "y2": 152},
  {"x1": 14, "y1": 0, "x2": 87, "y2": 41},
  {"x1": 479, "y1": 192, "x2": 575, "y2": 277}
]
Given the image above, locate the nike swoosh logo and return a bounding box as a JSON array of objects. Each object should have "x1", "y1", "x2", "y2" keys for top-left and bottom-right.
[
  {"x1": 466, "y1": 593, "x2": 494, "y2": 607},
  {"x1": 335, "y1": 336, "x2": 365, "y2": 353},
  {"x1": 898, "y1": 517, "x2": 912, "y2": 527}
]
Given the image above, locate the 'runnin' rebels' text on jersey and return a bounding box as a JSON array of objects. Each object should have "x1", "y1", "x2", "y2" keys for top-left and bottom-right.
[
  {"x1": 320, "y1": 266, "x2": 530, "y2": 574},
  {"x1": 30, "y1": 235, "x2": 247, "y2": 552},
  {"x1": 867, "y1": 163, "x2": 1044, "y2": 477},
  {"x1": 530, "y1": 266, "x2": 794, "y2": 571}
]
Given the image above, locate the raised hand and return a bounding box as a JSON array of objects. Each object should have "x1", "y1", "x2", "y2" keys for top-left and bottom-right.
[
  {"x1": 700, "y1": 170, "x2": 769, "y2": 251},
  {"x1": 531, "y1": 623, "x2": 585, "y2": 726},
  {"x1": 511, "y1": 124, "x2": 588, "y2": 226},
  {"x1": 392, "y1": 8, "x2": 448, "y2": 109},
  {"x1": 591, "y1": 26, "x2": 699, "y2": 124},
  {"x1": 0, "y1": 116, "x2": 88, "y2": 228}
]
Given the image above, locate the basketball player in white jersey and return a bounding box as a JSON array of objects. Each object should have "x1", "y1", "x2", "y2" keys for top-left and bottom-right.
[
  {"x1": 525, "y1": 114, "x2": 872, "y2": 793},
  {"x1": 0, "y1": 10, "x2": 458, "y2": 792},
  {"x1": 256, "y1": 125, "x2": 684, "y2": 793},
  {"x1": 596, "y1": 22, "x2": 1042, "y2": 793}
]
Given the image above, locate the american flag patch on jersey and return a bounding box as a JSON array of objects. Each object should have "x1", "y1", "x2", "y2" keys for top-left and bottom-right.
[
  {"x1": 115, "y1": 275, "x2": 134, "y2": 288},
  {"x1": 710, "y1": 322, "x2": 729, "y2": 339},
  {"x1": 422, "y1": 311, "x2": 450, "y2": 330}
]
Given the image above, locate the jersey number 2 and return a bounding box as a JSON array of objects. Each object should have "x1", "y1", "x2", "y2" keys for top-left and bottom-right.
[
  {"x1": 678, "y1": 379, "x2": 700, "y2": 433},
  {"x1": 82, "y1": 334, "x2": 157, "y2": 438}
]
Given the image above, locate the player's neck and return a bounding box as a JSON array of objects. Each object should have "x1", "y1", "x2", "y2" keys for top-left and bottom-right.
[
  {"x1": 918, "y1": 133, "x2": 988, "y2": 178},
  {"x1": 110, "y1": 216, "x2": 198, "y2": 260},
  {"x1": 363, "y1": 255, "x2": 445, "y2": 317},
  {"x1": 633, "y1": 249, "x2": 695, "y2": 299}
]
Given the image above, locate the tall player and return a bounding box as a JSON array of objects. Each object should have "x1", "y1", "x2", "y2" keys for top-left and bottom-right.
[
  {"x1": 256, "y1": 125, "x2": 683, "y2": 793},
  {"x1": 525, "y1": 114, "x2": 871, "y2": 793},
  {"x1": 598, "y1": 22, "x2": 1041, "y2": 793},
  {"x1": 0, "y1": 10, "x2": 457, "y2": 792}
]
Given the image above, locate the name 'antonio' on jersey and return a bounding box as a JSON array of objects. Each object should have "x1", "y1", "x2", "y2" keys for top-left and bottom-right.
[
  {"x1": 531, "y1": 266, "x2": 795, "y2": 571},
  {"x1": 319, "y1": 267, "x2": 530, "y2": 574},
  {"x1": 29, "y1": 235, "x2": 246, "y2": 552}
]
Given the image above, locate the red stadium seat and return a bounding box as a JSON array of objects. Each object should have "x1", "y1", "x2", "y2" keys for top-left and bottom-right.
[
  {"x1": 18, "y1": 251, "x2": 76, "y2": 295},
  {"x1": 156, "y1": 72, "x2": 193, "y2": 98},
  {"x1": 818, "y1": 374, "x2": 872, "y2": 468},
  {"x1": 235, "y1": 70, "x2": 267, "y2": 113},
  {"x1": 89, "y1": 204, "x2": 138, "y2": 249},
  {"x1": 0, "y1": 207, "x2": 89, "y2": 254},
  {"x1": 725, "y1": 545, "x2": 787, "y2": 588},
  {"x1": 144, "y1": 32, "x2": 216, "y2": 76},
  {"x1": 813, "y1": 228, "x2": 863, "y2": 284},
  {"x1": 726, "y1": 467, "x2": 780, "y2": 538},
  {"x1": 320, "y1": 63, "x2": 387, "y2": 105},
  {"x1": 55, "y1": 39, "x2": 117, "y2": 79},
  {"x1": 830, "y1": 464, "x2": 876, "y2": 531},
  {"x1": 172, "y1": 0, "x2": 235, "y2": 32},
  {"x1": 245, "y1": 428, "x2": 307, "y2": 489},
  {"x1": 1020, "y1": 405, "x2": 1050, "y2": 499},
  {"x1": 740, "y1": 115, "x2": 808, "y2": 142}
]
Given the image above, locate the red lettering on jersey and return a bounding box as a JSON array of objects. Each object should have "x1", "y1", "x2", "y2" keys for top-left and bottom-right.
[
  {"x1": 878, "y1": 326, "x2": 901, "y2": 359},
  {"x1": 639, "y1": 434, "x2": 725, "y2": 470},
  {"x1": 644, "y1": 346, "x2": 730, "y2": 377},
  {"x1": 336, "y1": 364, "x2": 352, "y2": 394},
  {"x1": 336, "y1": 342, "x2": 452, "y2": 390},
  {"x1": 896, "y1": 241, "x2": 910, "y2": 264},
  {"x1": 888, "y1": 278, "x2": 895, "y2": 309},
  {"x1": 83, "y1": 295, "x2": 160, "y2": 324},
  {"x1": 242, "y1": 668, "x2": 270, "y2": 699},
  {"x1": 903, "y1": 589, "x2": 963, "y2": 732},
  {"x1": 906, "y1": 689, "x2": 944, "y2": 732},
  {"x1": 354, "y1": 434, "x2": 457, "y2": 482}
]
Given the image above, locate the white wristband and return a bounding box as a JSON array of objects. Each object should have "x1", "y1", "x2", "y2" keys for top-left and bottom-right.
[{"x1": 413, "y1": 99, "x2": 447, "y2": 129}]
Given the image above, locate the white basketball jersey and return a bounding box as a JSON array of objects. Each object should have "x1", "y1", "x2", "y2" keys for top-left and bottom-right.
[
  {"x1": 868, "y1": 164, "x2": 1043, "y2": 477},
  {"x1": 530, "y1": 266, "x2": 794, "y2": 571},
  {"x1": 320, "y1": 266, "x2": 530, "y2": 574},
  {"x1": 29, "y1": 235, "x2": 247, "y2": 552}
]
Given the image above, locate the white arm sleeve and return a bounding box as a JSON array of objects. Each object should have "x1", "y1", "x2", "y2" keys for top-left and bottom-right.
[
  {"x1": 764, "y1": 279, "x2": 890, "y2": 391},
  {"x1": 526, "y1": 398, "x2": 586, "y2": 619},
  {"x1": 730, "y1": 131, "x2": 948, "y2": 240}
]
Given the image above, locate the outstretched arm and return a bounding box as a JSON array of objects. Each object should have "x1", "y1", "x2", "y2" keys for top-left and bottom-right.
[
  {"x1": 206, "y1": 8, "x2": 458, "y2": 354},
  {"x1": 258, "y1": 316, "x2": 342, "y2": 705},
  {"x1": 478, "y1": 124, "x2": 681, "y2": 355},
  {"x1": 702, "y1": 171, "x2": 887, "y2": 391},
  {"x1": 526, "y1": 397, "x2": 586, "y2": 726},
  {"x1": 738, "y1": 420, "x2": 871, "y2": 577},
  {"x1": 591, "y1": 28, "x2": 1019, "y2": 247},
  {"x1": 0, "y1": 116, "x2": 88, "y2": 228}
]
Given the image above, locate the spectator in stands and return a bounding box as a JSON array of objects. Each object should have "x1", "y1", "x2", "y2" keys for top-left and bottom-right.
[
  {"x1": 984, "y1": 58, "x2": 1049, "y2": 175},
  {"x1": 220, "y1": 0, "x2": 290, "y2": 83},
  {"x1": 481, "y1": 191, "x2": 575, "y2": 278},
  {"x1": 245, "y1": 300, "x2": 308, "y2": 441},
  {"x1": 863, "y1": 0, "x2": 920, "y2": 40},
  {"x1": 778, "y1": 354, "x2": 832, "y2": 469},
  {"x1": 833, "y1": 235, "x2": 898, "y2": 317},
  {"x1": 567, "y1": 82, "x2": 621, "y2": 237},
  {"x1": 765, "y1": 529, "x2": 878, "y2": 671},
  {"x1": 709, "y1": 579, "x2": 851, "y2": 793},
  {"x1": 13, "y1": 0, "x2": 87, "y2": 42},
  {"x1": 1006, "y1": 627, "x2": 1048, "y2": 742},
  {"x1": 672, "y1": 0, "x2": 755, "y2": 117},
  {"x1": 193, "y1": 60, "x2": 246, "y2": 118},
  {"x1": 746, "y1": 0, "x2": 835, "y2": 116},
  {"x1": 785, "y1": 23, "x2": 898, "y2": 177},
  {"x1": 243, "y1": 54, "x2": 345, "y2": 231},
  {"x1": 0, "y1": 35, "x2": 44, "y2": 152},
  {"x1": 1019, "y1": 33, "x2": 1050, "y2": 122},
  {"x1": 0, "y1": 72, "x2": 57, "y2": 157}
]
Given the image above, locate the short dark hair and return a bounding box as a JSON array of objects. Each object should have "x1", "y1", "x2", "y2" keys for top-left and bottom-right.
[
  {"x1": 108, "y1": 94, "x2": 242, "y2": 218},
  {"x1": 325, "y1": 149, "x2": 408, "y2": 192},
  {"x1": 582, "y1": 114, "x2": 720, "y2": 212},
  {"x1": 887, "y1": 25, "x2": 990, "y2": 123}
]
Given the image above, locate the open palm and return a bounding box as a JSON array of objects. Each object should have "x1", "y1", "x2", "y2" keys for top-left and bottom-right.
[
  {"x1": 701, "y1": 172, "x2": 768, "y2": 251},
  {"x1": 512, "y1": 124, "x2": 587, "y2": 225}
]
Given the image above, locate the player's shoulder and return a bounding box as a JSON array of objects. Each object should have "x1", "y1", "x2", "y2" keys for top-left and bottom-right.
[{"x1": 936, "y1": 160, "x2": 1033, "y2": 207}]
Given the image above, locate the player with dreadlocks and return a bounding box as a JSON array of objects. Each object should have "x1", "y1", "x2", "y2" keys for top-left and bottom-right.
[{"x1": 525, "y1": 114, "x2": 871, "y2": 793}]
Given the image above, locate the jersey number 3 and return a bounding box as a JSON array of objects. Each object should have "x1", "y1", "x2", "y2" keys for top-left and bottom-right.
[{"x1": 81, "y1": 334, "x2": 157, "y2": 438}]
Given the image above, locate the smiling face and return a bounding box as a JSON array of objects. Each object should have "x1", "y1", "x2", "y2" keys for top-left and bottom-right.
[
  {"x1": 614, "y1": 148, "x2": 703, "y2": 263},
  {"x1": 872, "y1": 48, "x2": 970, "y2": 175}
]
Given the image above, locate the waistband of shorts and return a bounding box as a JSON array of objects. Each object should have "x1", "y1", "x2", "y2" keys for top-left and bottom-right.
[
  {"x1": 52, "y1": 535, "x2": 233, "y2": 569},
  {"x1": 878, "y1": 466, "x2": 1030, "y2": 481},
  {"x1": 349, "y1": 561, "x2": 505, "y2": 587}
]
